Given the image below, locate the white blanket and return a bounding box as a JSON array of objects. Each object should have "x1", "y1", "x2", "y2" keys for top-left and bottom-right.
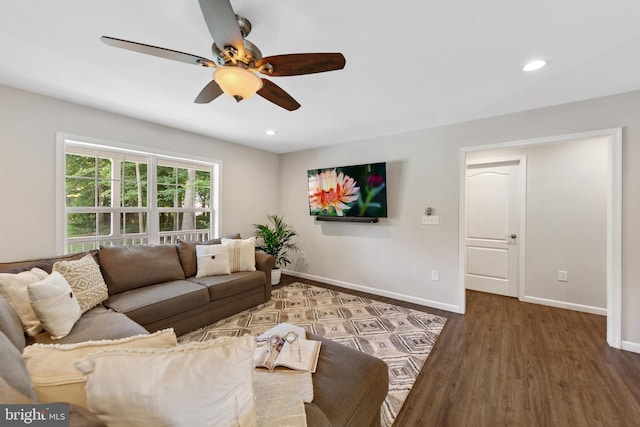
[
  {"x1": 253, "y1": 369, "x2": 313, "y2": 427},
  {"x1": 253, "y1": 323, "x2": 315, "y2": 427}
]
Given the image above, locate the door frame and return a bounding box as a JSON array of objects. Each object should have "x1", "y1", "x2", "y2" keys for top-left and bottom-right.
[
  {"x1": 458, "y1": 128, "x2": 622, "y2": 349},
  {"x1": 465, "y1": 156, "x2": 527, "y2": 299}
]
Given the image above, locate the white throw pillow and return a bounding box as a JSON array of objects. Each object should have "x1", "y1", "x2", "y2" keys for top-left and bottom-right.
[
  {"x1": 22, "y1": 329, "x2": 177, "y2": 408},
  {"x1": 195, "y1": 244, "x2": 231, "y2": 277},
  {"x1": 53, "y1": 254, "x2": 108, "y2": 313},
  {"x1": 28, "y1": 272, "x2": 82, "y2": 340},
  {"x1": 221, "y1": 237, "x2": 256, "y2": 272},
  {"x1": 75, "y1": 335, "x2": 258, "y2": 427},
  {"x1": 0, "y1": 268, "x2": 49, "y2": 335}
]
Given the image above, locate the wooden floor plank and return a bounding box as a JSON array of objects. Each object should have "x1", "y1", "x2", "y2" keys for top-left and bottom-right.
[{"x1": 279, "y1": 275, "x2": 640, "y2": 427}]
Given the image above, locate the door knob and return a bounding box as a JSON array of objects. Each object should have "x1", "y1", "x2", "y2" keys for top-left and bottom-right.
[{"x1": 510, "y1": 234, "x2": 517, "y2": 239}]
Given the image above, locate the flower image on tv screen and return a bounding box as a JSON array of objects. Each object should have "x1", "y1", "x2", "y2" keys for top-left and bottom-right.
[{"x1": 307, "y1": 162, "x2": 388, "y2": 218}]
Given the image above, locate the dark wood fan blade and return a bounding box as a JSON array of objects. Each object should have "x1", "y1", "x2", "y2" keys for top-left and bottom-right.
[
  {"x1": 256, "y1": 53, "x2": 346, "y2": 76},
  {"x1": 257, "y1": 79, "x2": 301, "y2": 111},
  {"x1": 101, "y1": 36, "x2": 216, "y2": 67},
  {"x1": 198, "y1": 0, "x2": 244, "y2": 54},
  {"x1": 194, "y1": 80, "x2": 224, "y2": 103}
]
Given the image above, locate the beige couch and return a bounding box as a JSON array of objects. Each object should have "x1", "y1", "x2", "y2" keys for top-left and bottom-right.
[{"x1": 0, "y1": 241, "x2": 389, "y2": 426}]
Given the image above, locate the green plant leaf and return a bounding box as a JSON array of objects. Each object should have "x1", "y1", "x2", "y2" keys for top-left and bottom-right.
[{"x1": 253, "y1": 214, "x2": 299, "y2": 267}]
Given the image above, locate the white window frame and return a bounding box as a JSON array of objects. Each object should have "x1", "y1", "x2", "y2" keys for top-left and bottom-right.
[{"x1": 56, "y1": 133, "x2": 221, "y2": 254}]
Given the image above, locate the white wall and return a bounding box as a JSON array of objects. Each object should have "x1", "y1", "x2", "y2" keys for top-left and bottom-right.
[
  {"x1": 2, "y1": 83, "x2": 639, "y2": 348},
  {"x1": 280, "y1": 90, "x2": 640, "y2": 346},
  {"x1": 0, "y1": 84, "x2": 280, "y2": 262},
  {"x1": 467, "y1": 137, "x2": 608, "y2": 311},
  {"x1": 279, "y1": 131, "x2": 468, "y2": 313}
]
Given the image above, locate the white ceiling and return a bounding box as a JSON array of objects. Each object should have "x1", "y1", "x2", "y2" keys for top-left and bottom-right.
[{"x1": 2, "y1": 1, "x2": 640, "y2": 153}]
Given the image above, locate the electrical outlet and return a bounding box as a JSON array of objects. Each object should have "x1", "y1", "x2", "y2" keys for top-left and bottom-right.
[
  {"x1": 558, "y1": 270, "x2": 568, "y2": 282},
  {"x1": 422, "y1": 215, "x2": 439, "y2": 225},
  {"x1": 431, "y1": 270, "x2": 439, "y2": 281}
]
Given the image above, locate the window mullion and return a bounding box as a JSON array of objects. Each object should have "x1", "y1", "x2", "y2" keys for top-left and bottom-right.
[
  {"x1": 148, "y1": 156, "x2": 159, "y2": 244},
  {"x1": 211, "y1": 163, "x2": 219, "y2": 238},
  {"x1": 93, "y1": 154, "x2": 100, "y2": 246},
  {"x1": 112, "y1": 158, "x2": 122, "y2": 241}
]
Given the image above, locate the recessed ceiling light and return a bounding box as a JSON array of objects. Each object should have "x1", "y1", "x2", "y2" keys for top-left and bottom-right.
[
  {"x1": 265, "y1": 129, "x2": 277, "y2": 136},
  {"x1": 523, "y1": 60, "x2": 547, "y2": 72}
]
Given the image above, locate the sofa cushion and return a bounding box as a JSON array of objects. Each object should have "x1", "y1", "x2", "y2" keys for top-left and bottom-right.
[
  {"x1": 22, "y1": 329, "x2": 177, "y2": 408},
  {"x1": 187, "y1": 271, "x2": 266, "y2": 301},
  {"x1": 305, "y1": 403, "x2": 333, "y2": 427},
  {"x1": 0, "y1": 250, "x2": 99, "y2": 275},
  {"x1": 75, "y1": 336, "x2": 257, "y2": 427},
  {"x1": 176, "y1": 233, "x2": 241, "y2": 278},
  {"x1": 0, "y1": 331, "x2": 37, "y2": 402},
  {"x1": 28, "y1": 272, "x2": 82, "y2": 340},
  {"x1": 99, "y1": 245, "x2": 186, "y2": 295},
  {"x1": 30, "y1": 305, "x2": 149, "y2": 345},
  {"x1": 0, "y1": 294, "x2": 26, "y2": 351},
  {"x1": 0, "y1": 268, "x2": 49, "y2": 336},
  {"x1": 53, "y1": 254, "x2": 109, "y2": 313},
  {"x1": 104, "y1": 280, "x2": 209, "y2": 326},
  {"x1": 309, "y1": 333, "x2": 389, "y2": 427}
]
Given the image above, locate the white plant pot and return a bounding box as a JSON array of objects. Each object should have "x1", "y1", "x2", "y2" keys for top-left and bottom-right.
[{"x1": 271, "y1": 268, "x2": 282, "y2": 286}]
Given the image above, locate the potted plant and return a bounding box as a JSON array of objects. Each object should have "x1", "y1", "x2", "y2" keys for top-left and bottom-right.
[{"x1": 253, "y1": 214, "x2": 299, "y2": 285}]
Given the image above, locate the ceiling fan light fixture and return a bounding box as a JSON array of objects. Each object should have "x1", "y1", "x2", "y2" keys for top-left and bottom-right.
[
  {"x1": 523, "y1": 59, "x2": 547, "y2": 72},
  {"x1": 214, "y1": 66, "x2": 263, "y2": 101}
]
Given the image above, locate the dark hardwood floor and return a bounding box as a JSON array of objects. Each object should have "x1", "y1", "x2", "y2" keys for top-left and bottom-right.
[{"x1": 279, "y1": 275, "x2": 640, "y2": 427}]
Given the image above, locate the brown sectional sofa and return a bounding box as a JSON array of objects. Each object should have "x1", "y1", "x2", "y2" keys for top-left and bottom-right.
[
  {"x1": 0, "y1": 240, "x2": 275, "y2": 341},
  {"x1": 98, "y1": 242, "x2": 274, "y2": 336},
  {"x1": 0, "y1": 241, "x2": 389, "y2": 427}
]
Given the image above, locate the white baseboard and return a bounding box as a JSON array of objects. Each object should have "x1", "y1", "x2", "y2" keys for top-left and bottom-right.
[
  {"x1": 283, "y1": 270, "x2": 462, "y2": 314},
  {"x1": 282, "y1": 272, "x2": 639, "y2": 352},
  {"x1": 521, "y1": 295, "x2": 607, "y2": 316},
  {"x1": 621, "y1": 340, "x2": 640, "y2": 354}
]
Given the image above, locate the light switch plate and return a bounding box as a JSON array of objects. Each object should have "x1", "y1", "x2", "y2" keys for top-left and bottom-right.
[{"x1": 421, "y1": 215, "x2": 439, "y2": 225}]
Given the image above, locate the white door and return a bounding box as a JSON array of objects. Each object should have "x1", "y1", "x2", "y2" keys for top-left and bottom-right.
[{"x1": 465, "y1": 160, "x2": 522, "y2": 297}]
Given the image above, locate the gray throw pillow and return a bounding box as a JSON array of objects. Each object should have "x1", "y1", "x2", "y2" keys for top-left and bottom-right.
[
  {"x1": 0, "y1": 294, "x2": 26, "y2": 351},
  {"x1": 0, "y1": 331, "x2": 37, "y2": 402}
]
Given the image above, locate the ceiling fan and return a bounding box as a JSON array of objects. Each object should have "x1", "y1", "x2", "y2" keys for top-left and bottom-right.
[{"x1": 101, "y1": 0, "x2": 346, "y2": 111}]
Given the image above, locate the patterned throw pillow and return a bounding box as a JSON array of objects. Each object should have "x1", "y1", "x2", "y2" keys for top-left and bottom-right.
[
  {"x1": 221, "y1": 237, "x2": 256, "y2": 272},
  {"x1": 53, "y1": 255, "x2": 108, "y2": 313}
]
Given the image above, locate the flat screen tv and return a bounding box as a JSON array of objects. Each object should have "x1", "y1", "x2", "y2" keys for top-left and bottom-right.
[{"x1": 308, "y1": 162, "x2": 388, "y2": 219}]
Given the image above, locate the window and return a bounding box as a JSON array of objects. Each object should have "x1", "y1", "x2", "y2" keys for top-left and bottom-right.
[{"x1": 59, "y1": 136, "x2": 219, "y2": 253}]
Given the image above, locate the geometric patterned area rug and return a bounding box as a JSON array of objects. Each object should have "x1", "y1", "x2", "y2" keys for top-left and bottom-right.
[{"x1": 178, "y1": 282, "x2": 447, "y2": 427}]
